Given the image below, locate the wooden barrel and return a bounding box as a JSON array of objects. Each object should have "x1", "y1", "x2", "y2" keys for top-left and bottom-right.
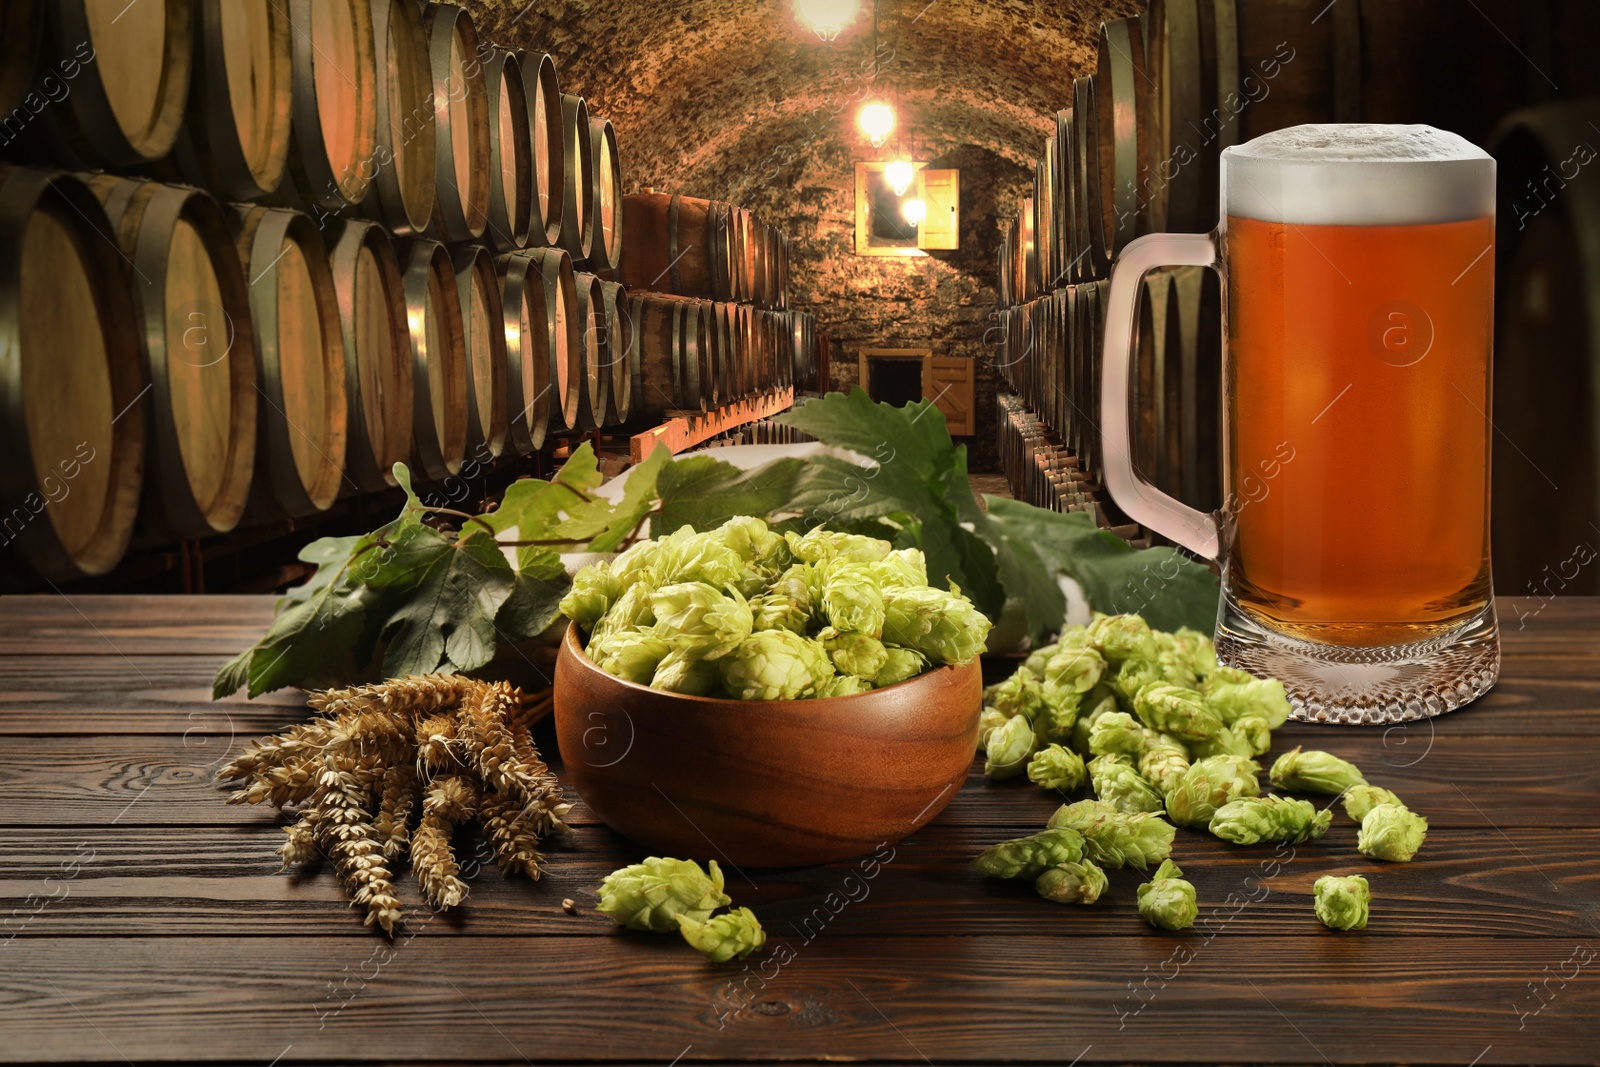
[
  {"x1": 328, "y1": 220, "x2": 411, "y2": 494},
  {"x1": 1073, "y1": 75, "x2": 1110, "y2": 280},
  {"x1": 1167, "y1": 264, "x2": 1221, "y2": 511},
  {"x1": 1491, "y1": 99, "x2": 1600, "y2": 594},
  {"x1": 573, "y1": 271, "x2": 612, "y2": 429},
  {"x1": 483, "y1": 47, "x2": 533, "y2": 251},
  {"x1": 425, "y1": 2, "x2": 489, "y2": 242},
  {"x1": 361, "y1": 0, "x2": 435, "y2": 236},
  {"x1": 598, "y1": 280, "x2": 632, "y2": 423},
  {"x1": 776, "y1": 233, "x2": 790, "y2": 310},
  {"x1": 168, "y1": 0, "x2": 292, "y2": 201},
  {"x1": 997, "y1": 230, "x2": 1014, "y2": 307},
  {"x1": 1019, "y1": 197, "x2": 1039, "y2": 302},
  {"x1": 1094, "y1": 17, "x2": 1150, "y2": 256},
  {"x1": 0, "y1": 1, "x2": 43, "y2": 122},
  {"x1": 587, "y1": 117, "x2": 624, "y2": 274},
  {"x1": 711, "y1": 301, "x2": 738, "y2": 404},
  {"x1": 751, "y1": 222, "x2": 770, "y2": 308},
  {"x1": 497, "y1": 251, "x2": 551, "y2": 454},
  {"x1": 523, "y1": 247, "x2": 581, "y2": 431},
  {"x1": 235, "y1": 206, "x2": 346, "y2": 516},
  {"x1": 518, "y1": 51, "x2": 564, "y2": 249},
  {"x1": 400, "y1": 239, "x2": 467, "y2": 481},
  {"x1": 619, "y1": 193, "x2": 735, "y2": 301},
  {"x1": 558, "y1": 94, "x2": 595, "y2": 265},
  {"x1": 0, "y1": 167, "x2": 144, "y2": 579},
  {"x1": 89, "y1": 175, "x2": 256, "y2": 537},
  {"x1": 452, "y1": 245, "x2": 507, "y2": 459},
  {"x1": 1052, "y1": 109, "x2": 1075, "y2": 284},
  {"x1": 630, "y1": 293, "x2": 709, "y2": 418},
  {"x1": 1133, "y1": 269, "x2": 1183, "y2": 500},
  {"x1": 279, "y1": 0, "x2": 376, "y2": 212},
  {"x1": 1035, "y1": 141, "x2": 1057, "y2": 292},
  {"x1": 23, "y1": 0, "x2": 193, "y2": 168}
]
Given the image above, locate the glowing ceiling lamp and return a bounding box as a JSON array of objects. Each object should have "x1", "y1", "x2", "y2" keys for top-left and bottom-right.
[
  {"x1": 858, "y1": 101, "x2": 895, "y2": 148},
  {"x1": 794, "y1": 0, "x2": 860, "y2": 41},
  {"x1": 885, "y1": 159, "x2": 915, "y2": 197},
  {"x1": 901, "y1": 197, "x2": 927, "y2": 227}
]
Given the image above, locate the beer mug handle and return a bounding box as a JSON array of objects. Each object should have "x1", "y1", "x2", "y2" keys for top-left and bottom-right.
[{"x1": 1100, "y1": 232, "x2": 1220, "y2": 560}]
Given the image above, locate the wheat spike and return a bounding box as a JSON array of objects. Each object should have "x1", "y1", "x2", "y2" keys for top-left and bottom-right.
[
  {"x1": 318, "y1": 754, "x2": 403, "y2": 934},
  {"x1": 415, "y1": 712, "x2": 464, "y2": 776},
  {"x1": 478, "y1": 791, "x2": 546, "y2": 879},
  {"x1": 373, "y1": 764, "x2": 421, "y2": 861},
  {"x1": 216, "y1": 720, "x2": 335, "y2": 783},
  {"x1": 412, "y1": 775, "x2": 478, "y2": 909},
  {"x1": 278, "y1": 807, "x2": 324, "y2": 868}
]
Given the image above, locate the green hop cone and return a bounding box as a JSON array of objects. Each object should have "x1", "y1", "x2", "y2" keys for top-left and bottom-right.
[
  {"x1": 881, "y1": 585, "x2": 992, "y2": 665},
  {"x1": 1089, "y1": 754, "x2": 1166, "y2": 814},
  {"x1": 1341, "y1": 784, "x2": 1405, "y2": 823},
  {"x1": 818, "y1": 627, "x2": 890, "y2": 679},
  {"x1": 749, "y1": 592, "x2": 810, "y2": 634},
  {"x1": 1231, "y1": 715, "x2": 1274, "y2": 757},
  {"x1": 871, "y1": 547, "x2": 929, "y2": 588},
  {"x1": 588, "y1": 628, "x2": 671, "y2": 685},
  {"x1": 651, "y1": 648, "x2": 721, "y2": 695},
  {"x1": 1137, "y1": 859, "x2": 1199, "y2": 931},
  {"x1": 1069, "y1": 694, "x2": 1119, "y2": 757},
  {"x1": 1187, "y1": 723, "x2": 1257, "y2": 760},
  {"x1": 1171, "y1": 626, "x2": 1218, "y2": 678},
  {"x1": 984, "y1": 713, "x2": 1037, "y2": 779},
  {"x1": 816, "y1": 673, "x2": 873, "y2": 697},
  {"x1": 1036, "y1": 681, "x2": 1083, "y2": 744},
  {"x1": 718, "y1": 630, "x2": 835, "y2": 701},
  {"x1": 1313, "y1": 874, "x2": 1370, "y2": 931},
  {"x1": 1023, "y1": 641, "x2": 1060, "y2": 676},
  {"x1": 784, "y1": 527, "x2": 893, "y2": 566},
  {"x1": 874, "y1": 644, "x2": 928, "y2": 687},
  {"x1": 1087, "y1": 710, "x2": 1145, "y2": 758},
  {"x1": 651, "y1": 582, "x2": 753, "y2": 661},
  {"x1": 610, "y1": 539, "x2": 662, "y2": 593},
  {"x1": 1209, "y1": 795, "x2": 1332, "y2": 845},
  {"x1": 1269, "y1": 746, "x2": 1367, "y2": 795},
  {"x1": 561, "y1": 561, "x2": 620, "y2": 630},
  {"x1": 1200, "y1": 664, "x2": 1258, "y2": 691},
  {"x1": 1165, "y1": 755, "x2": 1261, "y2": 828},
  {"x1": 1137, "y1": 730, "x2": 1192, "y2": 796},
  {"x1": 597, "y1": 857, "x2": 731, "y2": 932},
  {"x1": 1087, "y1": 613, "x2": 1159, "y2": 663},
  {"x1": 984, "y1": 667, "x2": 1047, "y2": 720},
  {"x1": 819, "y1": 560, "x2": 887, "y2": 636},
  {"x1": 677, "y1": 906, "x2": 767, "y2": 963},
  {"x1": 1357, "y1": 803, "x2": 1428, "y2": 862},
  {"x1": 1203, "y1": 677, "x2": 1292, "y2": 728},
  {"x1": 714, "y1": 516, "x2": 786, "y2": 567},
  {"x1": 1134, "y1": 683, "x2": 1224, "y2": 742},
  {"x1": 977, "y1": 707, "x2": 1008, "y2": 749},
  {"x1": 1035, "y1": 860, "x2": 1109, "y2": 904},
  {"x1": 1027, "y1": 744, "x2": 1087, "y2": 792},
  {"x1": 1043, "y1": 645, "x2": 1108, "y2": 693},
  {"x1": 972, "y1": 827, "x2": 1087, "y2": 879},
  {"x1": 593, "y1": 579, "x2": 658, "y2": 642},
  {"x1": 648, "y1": 526, "x2": 746, "y2": 589},
  {"x1": 1047, "y1": 799, "x2": 1176, "y2": 871}
]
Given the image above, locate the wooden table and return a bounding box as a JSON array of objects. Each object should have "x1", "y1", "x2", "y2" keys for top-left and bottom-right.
[{"x1": 1, "y1": 595, "x2": 1596, "y2": 1065}]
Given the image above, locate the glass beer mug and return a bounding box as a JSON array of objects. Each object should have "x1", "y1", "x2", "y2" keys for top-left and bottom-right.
[{"x1": 1102, "y1": 124, "x2": 1500, "y2": 724}]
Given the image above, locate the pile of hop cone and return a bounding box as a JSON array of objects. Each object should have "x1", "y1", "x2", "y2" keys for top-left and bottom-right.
[{"x1": 217, "y1": 675, "x2": 570, "y2": 934}]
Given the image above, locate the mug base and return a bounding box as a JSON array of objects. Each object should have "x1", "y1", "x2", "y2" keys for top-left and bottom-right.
[{"x1": 1214, "y1": 600, "x2": 1501, "y2": 725}]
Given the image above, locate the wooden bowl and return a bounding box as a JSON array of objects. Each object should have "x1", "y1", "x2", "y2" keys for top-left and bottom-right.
[{"x1": 553, "y1": 625, "x2": 982, "y2": 867}]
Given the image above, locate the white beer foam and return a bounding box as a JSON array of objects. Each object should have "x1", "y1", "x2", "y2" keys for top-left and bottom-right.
[{"x1": 1223, "y1": 124, "x2": 1495, "y2": 226}]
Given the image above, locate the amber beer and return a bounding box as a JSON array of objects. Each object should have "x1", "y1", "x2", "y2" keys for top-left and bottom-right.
[
  {"x1": 1224, "y1": 212, "x2": 1495, "y2": 646},
  {"x1": 1100, "y1": 124, "x2": 1501, "y2": 721}
]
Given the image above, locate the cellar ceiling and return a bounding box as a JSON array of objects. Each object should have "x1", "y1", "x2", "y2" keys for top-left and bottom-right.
[{"x1": 473, "y1": 0, "x2": 1142, "y2": 205}]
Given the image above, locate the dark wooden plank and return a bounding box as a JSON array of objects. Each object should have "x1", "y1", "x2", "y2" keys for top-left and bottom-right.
[
  {"x1": 2, "y1": 654, "x2": 1598, "y2": 736},
  {"x1": 2, "y1": 825, "x2": 1594, "y2": 939},
  {"x1": 0, "y1": 733, "x2": 1589, "y2": 829},
  {"x1": 0, "y1": 935, "x2": 1592, "y2": 1064},
  {"x1": 0, "y1": 594, "x2": 279, "y2": 655}
]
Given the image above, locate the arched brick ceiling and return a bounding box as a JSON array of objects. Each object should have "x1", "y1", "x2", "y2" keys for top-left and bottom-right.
[{"x1": 473, "y1": 0, "x2": 1142, "y2": 202}]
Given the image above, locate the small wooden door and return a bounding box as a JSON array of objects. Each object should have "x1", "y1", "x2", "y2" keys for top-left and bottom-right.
[{"x1": 925, "y1": 356, "x2": 974, "y2": 435}]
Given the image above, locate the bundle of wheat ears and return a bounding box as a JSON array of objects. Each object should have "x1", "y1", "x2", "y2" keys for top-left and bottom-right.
[{"x1": 217, "y1": 675, "x2": 570, "y2": 933}]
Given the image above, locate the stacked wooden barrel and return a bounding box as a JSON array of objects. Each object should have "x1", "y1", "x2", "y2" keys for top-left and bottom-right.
[
  {"x1": 0, "y1": 0, "x2": 650, "y2": 582},
  {"x1": 618, "y1": 192, "x2": 818, "y2": 417},
  {"x1": 997, "y1": 1, "x2": 1600, "y2": 528}
]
